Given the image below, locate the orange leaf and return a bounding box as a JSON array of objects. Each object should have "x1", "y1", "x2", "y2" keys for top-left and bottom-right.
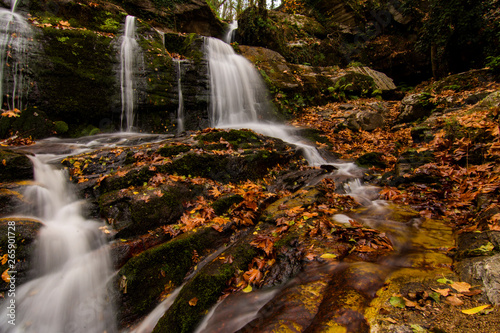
[
  {"x1": 188, "y1": 297, "x2": 198, "y2": 306},
  {"x1": 1, "y1": 269, "x2": 10, "y2": 283}
]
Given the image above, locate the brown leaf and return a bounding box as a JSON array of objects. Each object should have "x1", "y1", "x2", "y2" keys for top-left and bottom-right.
[
  {"x1": 446, "y1": 295, "x2": 464, "y2": 306},
  {"x1": 450, "y1": 281, "x2": 471, "y2": 293},
  {"x1": 188, "y1": 297, "x2": 198, "y2": 306},
  {"x1": 243, "y1": 268, "x2": 263, "y2": 284},
  {"x1": 431, "y1": 288, "x2": 450, "y2": 297}
]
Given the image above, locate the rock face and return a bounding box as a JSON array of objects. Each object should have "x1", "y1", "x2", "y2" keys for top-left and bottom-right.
[
  {"x1": 238, "y1": 45, "x2": 394, "y2": 111},
  {"x1": 0, "y1": 149, "x2": 33, "y2": 181},
  {"x1": 0, "y1": 0, "x2": 217, "y2": 138}
]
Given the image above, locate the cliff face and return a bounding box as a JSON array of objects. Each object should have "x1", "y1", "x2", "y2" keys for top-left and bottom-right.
[{"x1": 0, "y1": 0, "x2": 219, "y2": 138}]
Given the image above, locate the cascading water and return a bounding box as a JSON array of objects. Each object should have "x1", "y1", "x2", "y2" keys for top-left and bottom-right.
[
  {"x1": 0, "y1": 156, "x2": 116, "y2": 333},
  {"x1": 223, "y1": 20, "x2": 238, "y2": 44},
  {"x1": 174, "y1": 59, "x2": 185, "y2": 134},
  {"x1": 0, "y1": 0, "x2": 32, "y2": 111},
  {"x1": 206, "y1": 36, "x2": 331, "y2": 166},
  {"x1": 120, "y1": 15, "x2": 139, "y2": 132}
]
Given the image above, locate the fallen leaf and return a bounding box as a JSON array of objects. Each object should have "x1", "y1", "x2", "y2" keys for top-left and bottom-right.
[
  {"x1": 242, "y1": 284, "x2": 252, "y2": 293},
  {"x1": 189, "y1": 297, "x2": 198, "y2": 306},
  {"x1": 450, "y1": 281, "x2": 471, "y2": 293},
  {"x1": 446, "y1": 295, "x2": 464, "y2": 306},
  {"x1": 389, "y1": 296, "x2": 406, "y2": 308},
  {"x1": 431, "y1": 288, "x2": 450, "y2": 297},
  {"x1": 461, "y1": 304, "x2": 491, "y2": 315},
  {"x1": 1, "y1": 254, "x2": 7, "y2": 265},
  {"x1": 403, "y1": 297, "x2": 417, "y2": 307},
  {"x1": 1, "y1": 268, "x2": 10, "y2": 283},
  {"x1": 463, "y1": 289, "x2": 482, "y2": 297},
  {"x1": 437, "y1": 277, "x2": 454, "y2": 285},
  {"x1": 410, "y1": 324, "x2": 426, "y2": 333},
  {"x1": 320, "y1": 253, "x2": 337, "y2": 259}
]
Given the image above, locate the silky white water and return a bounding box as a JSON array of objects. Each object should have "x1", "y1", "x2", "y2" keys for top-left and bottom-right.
[
  {"x1": 0, "y1": 0, "x2": 32, "y2": 111},
  {"x1": 223, "y1": 20, "x2": 238, "y2": 44},
  {"x1": 174, "y1": 59, "x2": 185, "y2": 134},
  {"x1": 206, "y1": 37, "x2": 333, "y2": 167},
  {"x1": 0, "y1": 156, "x2": 116, "y2": 333},
  {"x1": 120, "y1": 15, "x2": 139, "y2": 132}
]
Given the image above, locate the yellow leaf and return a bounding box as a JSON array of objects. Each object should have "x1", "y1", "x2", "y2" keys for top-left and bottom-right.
[
  {"x1": 1, "y1": 253, "x2": 7, "y2": 265},
  {"x1": 2, "y1": 268, "x2": 10, "y2": 283},
  {"x1": 242, "y1": 284, "x2": 252, "y2": 293},
  {"x1": 461, "y1": 304, "x2": 491, "y2": 315},
  {"x1": 320, "y1": 253, "x2": 337, "y2": 259}
]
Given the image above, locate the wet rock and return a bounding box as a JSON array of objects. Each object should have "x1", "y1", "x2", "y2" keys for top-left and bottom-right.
[
  {"x1": 0, "y1": 218, "x2": 43, "y2": 292},
  {"x1": 237, "y1": 261, "x2": 334, "y2": 332},
  {"x1": 348, "y1": 66, "x2": 396, "y2": 91},
  {"x1": 268, "y1": 168, "x2": 329, "y2": 192},
  {"x1": 396, "y1": 93, "x2": 437, "y2": 124},
  {"x1": 356, "y1": 152, "x2": 387, "y2": 169},
  {"x1": 410, "y1": 126, "x2": 434, "y2": 143},
  {"x1": 456, "y1": 254, "x2": 500, "y2": 305},
  {"x1": 431, "y1": 69, "x2": 496, "y2": 93},
  {"x1": 115, "y1": 226, "x2": 234, "y2": 327},
  {"x1": 346, "y1": 107, "x2": 385, "y2": 132},
  {"x1": 477, "y1": 90, "x2": 500, "y2": 109},
  {"x1": 152, "y1": 229, "x2": 257, "y2": 333},
  {"x1": 0, "y1": 149, "x2": 33, "y2": 181},
  {"x1": 99, "y1": 183, "x2": 197, "y2": 238},
  {"x1": 0, "y1": 183, "x2": 28, "y2": 217}
]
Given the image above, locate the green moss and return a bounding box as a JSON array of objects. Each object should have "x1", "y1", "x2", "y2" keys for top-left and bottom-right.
[
  {"x1": 152, "y1": 243, "x2": 257, "y2": 333},
  {"x1": 0, "y1": 149, "x2": 34, "y2": 181},
  {"x1": 34, "y1": 27, "x2": 116, "y2": 128},
  {"x1": 117, "y1": 227, "x2": 222, "y2": 319},
  {"x1": 196, "y1": 129, "x2": 262, "y2": 148},
  {"x1": 355, "y1": 152, "x2": 387, "y2": 169},
  {"x1": 211, "y1": 194, "x2": 244, "y2": 215},
  {"x1": 158, "y1": 144, "x2": 192, "y2": 157}
]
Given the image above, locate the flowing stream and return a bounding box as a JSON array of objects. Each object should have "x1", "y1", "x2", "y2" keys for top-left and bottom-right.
[{"x1": 0, "y1": 155, "x2": 116, "y2": 333}]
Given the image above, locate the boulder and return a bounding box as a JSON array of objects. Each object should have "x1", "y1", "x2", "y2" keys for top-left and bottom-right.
[
  {"x1": 0, "y1": 218, "x2": 43, "y2": 291},
  {"x1": 396, "y1": 93, "x2": 436, "y2": 124},
  {"x1": 0, "y1": 149, "x2": 33, "y2": 181}
]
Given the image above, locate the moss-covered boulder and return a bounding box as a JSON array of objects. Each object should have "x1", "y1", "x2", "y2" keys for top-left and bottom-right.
[
  {"x1": 152, "y1": 233, "x2": 257, "y2": 333},
  {"x1": 0, "y1": 218, "x2": 43, "y2": 292},
  {"x1": 99, "y1": 183, "x2": 198, "y2": 238},
  {"x1": 0, "y1": 149, "x2": 33, "y2": 181},
  {"x1": 0, "y1": 108, "x2": 54, "y2": 139},
  {"x1": 115, "y1": 226, "x2": 232, "y2": 326}
]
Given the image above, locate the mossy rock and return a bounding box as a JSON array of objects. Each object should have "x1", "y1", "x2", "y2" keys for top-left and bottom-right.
[
  {"x1": 196, "y1": 129, "x2": 262, "y2": 149},
  {"x1": 152, "y1": 236, "x2": 258, "y2": 333},
  {"x1": 115, "y1": 226, "x2": 232, "y2": 326},
  {"x1": 355, "y1": 152, "x2": 387, "y2": 169},
  {"x1": 99, "y1": 183, "x2": 200, "y2": 237},
  {"x1": 167, "y1": 148, "x2": 291, "y2": 183},
  {"x1": 0, "y1": 108, "x2": 54, "y2": 140},
  {"x1": 157, "y1": 143, "x2": 192, "y2": 157},
  {"x1": 332, "y1": 72, "x2": 376, "y2": 98},
  {"x1": 0, "y1": 218, "x2": 43, "y2": 292},
  {"x1": 32, "y1": 27, "x2": 117, "y2": 129},
  {"x1": 211, "y1": 194, "x2": 244, "y2": 216},
  {"x1": 0, "y1": 149, "x2": 33, "y2": 181}
]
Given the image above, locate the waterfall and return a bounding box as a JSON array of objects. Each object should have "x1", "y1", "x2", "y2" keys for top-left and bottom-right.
[
  {"x1": 0, "y1": 156, "x2": 116, "y2": 333},
  {"x1": 120, "y1": 15, "x2": 139, "y2": 132},
  {"x1": 205, "y1": 37, "x2": 328, "y2": 166},
  {"x1": 223, "y1": 20, "x2": 238, "y2": 44},
  {"x1": 174, "y1": 59, "x2": 185, "y2": 134},
  {"x1": 0, "y1": 0, "x2": 32, "y2": 111}
]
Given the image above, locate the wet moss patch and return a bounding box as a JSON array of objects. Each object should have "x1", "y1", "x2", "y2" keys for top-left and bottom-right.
[{"x1": 116, "y1": 226, "x2": 231, "y2": 325}]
